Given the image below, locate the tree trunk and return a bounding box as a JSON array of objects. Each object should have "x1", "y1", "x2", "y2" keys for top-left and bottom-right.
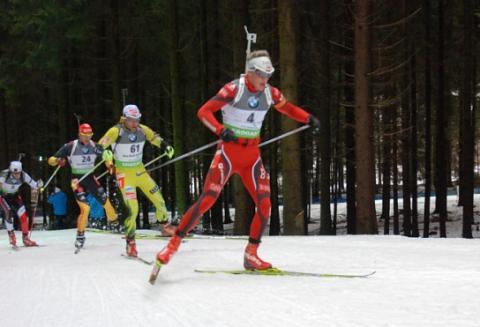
[
  {"x1": 444, "y1": 1, "x2": 454, "y2": 189},
  {"x1": 278, "y1": 0, "x2": 304, "y2": 234},
  {"x1": 435, "y1": 0, "x2": 448, "y2": 237},
  {"x1": 0, "y1": 99, "x2": 9, "y2": 165},
  {"x1": 393, "y1": 126, "x2": 400, "y2": 235},
  {"x1": 318, "y1": 0, "x2": 332, "y2": 235},
  {"x1": 423, "y1": 0, "x2": 432, "y2": 238},
  {"x1": 168, "y1": 0, "x2": 187, "y2": 216},
  {"x1": 382, "y1": 92, "x2": 393, "y2": 235},
  {"x1": 233, "y1": 175, "x2": 255, "y2": 235},
  {"x1": 198, "y1": 0, "x2": 212, "y2": 229},
  {"x1": 268, "y1": 112, "x2": 281, "y2": 235},
  {"x1": 109, "y1": 0, "x2": 121, "y2": 116},
  {"x1": 203, "y1": 0, "x2": 222, "y2": 229},
  {"x1": 354, "y1": 0, "x2": 377, "y2": 234},
  {"x1": 344, "y1": 0, "x2": 356, "y2": 234},
  {"x1": 400, "y1": 0, "x2": 412, "y2": 237},
  {"x1": 409, "y1": 43, "x2": 419, "y2": 237},
  {"x1": 460, "y1": 0, "x2": 474, "y2": 239},
  {"x1": 332, "y1": 76, "x2": 341, "y2": 235}
]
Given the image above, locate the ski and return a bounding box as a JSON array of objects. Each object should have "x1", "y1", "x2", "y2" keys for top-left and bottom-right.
[
  {"x1": 121, "y1": 234, "x2": 188, "y2": 243},
  {"x1": 86, "y1": 227, "x2": 245, "y2": 241},
  {"x1": 12, "y1": 244, "x2": 46, "y2": 250},
  {"x1": 74, "y1": 247, "x2": 82, "y2": 254},
  {"x1": 122, "y1": 233, "x2": 172, "y2": 240},
  {"x1": 190, "y1": 234, "x2": 248, "y2": 241},
  {"x1": 132, "y1": 234, "x2": 246, "y2": 241},
  {"x1": 121, "y1": 253, "x2": 153, "y2": 266},
  {"x1": 85, "y1": 228, "x2": 122, "y2": 235},
  {"x1": 148, "y1": 260, "x2": 163, "y2": 285},
  {"x1": 194, "y1": 268, "x2": 376, "y2": 278}
]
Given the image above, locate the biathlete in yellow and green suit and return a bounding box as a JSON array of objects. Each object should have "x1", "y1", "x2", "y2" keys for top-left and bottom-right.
[{"x1": 99, "y1": 104, "x2": 175, "y2": 257}]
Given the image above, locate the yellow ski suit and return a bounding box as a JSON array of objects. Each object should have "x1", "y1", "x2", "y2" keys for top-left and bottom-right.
[{"x1": 99, "y1": 120, "x2": 168, "y2": 239}]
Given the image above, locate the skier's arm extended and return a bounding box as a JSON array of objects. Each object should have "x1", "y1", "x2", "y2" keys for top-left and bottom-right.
[
  {"x1": 270, "y1": 86, "x2": 310, "y2": 123},
  {"x1": 48, "y1": 143, "x2": 73, "y2": 167}
]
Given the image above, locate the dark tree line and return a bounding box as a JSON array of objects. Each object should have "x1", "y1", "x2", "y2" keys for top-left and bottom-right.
[{"x1": 0, "y1": 0, "x2": 478, "y2": 237}]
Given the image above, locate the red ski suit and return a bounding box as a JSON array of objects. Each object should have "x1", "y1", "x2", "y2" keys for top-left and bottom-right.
[{"x1": 176, "y1": 76, "x2": 310, "y2": 243}]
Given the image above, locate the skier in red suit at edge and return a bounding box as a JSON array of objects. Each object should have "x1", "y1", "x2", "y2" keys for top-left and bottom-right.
[{"x1": 156, "y1": 50, "x2": 320, "y2": 270}]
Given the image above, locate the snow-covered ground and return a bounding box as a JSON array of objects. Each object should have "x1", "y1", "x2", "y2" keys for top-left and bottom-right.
[
  {"x1": 1, "y1": 194, "x2": 479, "y2": 327},
  {"x1": 1, "y1": 229, "x2": 479, "y2": 327}
]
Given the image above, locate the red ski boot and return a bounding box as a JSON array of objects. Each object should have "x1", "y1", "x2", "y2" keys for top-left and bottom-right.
[
  {"x1": 244, "y1": 243, "x2": 272, "y2": 270},
  {"x1": 22, "y1": 233, "x2": 38, "y2": 247},
  {"x1": 8, "y1": 231, "x2": 16, "y2": 246},
  {"x1": 159, "y1": 222, "x2": 176, "y2": 237},
  {"x1": 156, "y1": 235, "x2": 182, "y2": 264},
  {"x1": 126, "y1": 238, "x2": 138, "y2": 257}
]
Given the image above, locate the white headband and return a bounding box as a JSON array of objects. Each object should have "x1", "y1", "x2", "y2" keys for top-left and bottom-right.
[{"x1": 247, "y1": 56, "x2": 275, "y2": 74}]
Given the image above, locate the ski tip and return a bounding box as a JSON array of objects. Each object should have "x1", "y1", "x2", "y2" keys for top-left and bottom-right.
[
  {"x1": 148, "y1": 260, "x2": 163, "y2": 285},
  {"x1": 148, "y1": 276, "x2": 157, "y2": 285}
]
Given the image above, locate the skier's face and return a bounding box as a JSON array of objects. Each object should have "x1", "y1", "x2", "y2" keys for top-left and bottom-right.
[
  {"x1": 79, "y1": 134, "x2": 92, "y2": 144},
  {"x1": 247, "y1": 70, "x2": 271, "y2": 92},
  {"x1": 125, "y1": 117, "x2": 140, "y2": 130}
]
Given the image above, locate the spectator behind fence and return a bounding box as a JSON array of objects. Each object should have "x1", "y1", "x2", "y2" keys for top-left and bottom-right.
[
  {"x1": 47, "y1": 186, "x2": 67, "y2": 229},
  {"x1": 87, "y1": 193, "x2": 105, "y2": 229}
]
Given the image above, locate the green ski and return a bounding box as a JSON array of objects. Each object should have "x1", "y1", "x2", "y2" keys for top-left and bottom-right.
[{"x1": 194, "y1": 268, "x2": 376, "y2": 278}]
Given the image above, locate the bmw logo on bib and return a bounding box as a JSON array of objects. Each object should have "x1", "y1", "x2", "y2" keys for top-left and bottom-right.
[
  {"x1": 128, "y1": 134, "x2": 137, "y2": 142},
  {"x1": 81, "y1": 147, "x2": 89, "y2": 154},
  {"x1": 248, "y1": 96, "x2": 259, "y2": 109}
]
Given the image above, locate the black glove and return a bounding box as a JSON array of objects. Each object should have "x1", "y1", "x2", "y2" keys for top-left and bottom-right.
[
  {"x1": 219, "y1": 128, "x2": 237, "y2": 142},
  {"x1": 159, "y1": 140, "x2": 170, "y2": 153},
  {"x1": 307, "y1": 115, "x2": 320, "y2": 130}
]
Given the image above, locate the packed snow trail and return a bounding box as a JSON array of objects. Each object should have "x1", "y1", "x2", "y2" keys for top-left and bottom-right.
[{"x1": 1, "y1": 229, "x2": 479, "y2": 327}]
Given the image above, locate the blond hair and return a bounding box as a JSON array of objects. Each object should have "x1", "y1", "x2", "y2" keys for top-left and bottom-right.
[{"x1": 247, "y1": 50, "x2": 271, "y2": 61}]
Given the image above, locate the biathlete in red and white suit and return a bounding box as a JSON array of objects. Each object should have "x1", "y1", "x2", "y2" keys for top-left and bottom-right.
[
  {"x1": 0, "y1": 161, "x2": 40, "y2": 247},
  {"x1": 156, "y1": 50, "x2": 320, "y2": 270}
]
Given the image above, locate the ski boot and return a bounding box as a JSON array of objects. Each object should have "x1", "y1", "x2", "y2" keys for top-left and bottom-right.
[
  {"x1": 74, "y1": 232, "x2": 85, "y2": 249},
  {"x1": 126, "y1": 238, "x2": 138, "y2": 257},
  {"x1": 22, "y1": 233, "x2": 38, "y2": 247},
  {"x1": 156, "y1": 235, "x2": 182, "y2": 264},
  {"x1": 109, "y1": 220, "x2": 122, "y2": 233},
  {"x1": 159, "y1": 222, "x2": 176, "y2": 237},
  {"x1": 8, "y1": 231, "x2": 16, "y2": 246},
  {"x1": 243, "y1": 243, "x2": 272, "y2": 270}
]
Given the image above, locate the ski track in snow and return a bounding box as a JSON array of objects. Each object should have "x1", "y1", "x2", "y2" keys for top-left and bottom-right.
[{"x1": 0, "y1": 229, "x2": 479, "y2": 327}]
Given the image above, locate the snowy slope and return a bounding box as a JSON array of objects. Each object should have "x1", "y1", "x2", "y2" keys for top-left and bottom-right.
[{"x1": 1, "y1": 230, "x2": 479, "y2": 327}]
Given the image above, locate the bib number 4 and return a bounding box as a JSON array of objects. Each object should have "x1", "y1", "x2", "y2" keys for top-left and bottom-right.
[{"x1": 246, "y1": 113, "x2": 254, "y2": 123}]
